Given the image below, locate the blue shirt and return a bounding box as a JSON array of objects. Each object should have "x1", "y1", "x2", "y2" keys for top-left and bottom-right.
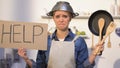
[{"x1": 28, "y1": 29, "x2": 94, "y2": 68}]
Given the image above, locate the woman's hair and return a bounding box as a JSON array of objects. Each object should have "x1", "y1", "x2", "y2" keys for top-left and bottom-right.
[{"x1": 52, "y1": 10, "x2": 73, "y2": 18}]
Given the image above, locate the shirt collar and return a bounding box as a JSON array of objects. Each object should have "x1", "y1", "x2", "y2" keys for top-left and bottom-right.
[{"x1": 51, "y1": 29, "x2": 75, "y2": 41}]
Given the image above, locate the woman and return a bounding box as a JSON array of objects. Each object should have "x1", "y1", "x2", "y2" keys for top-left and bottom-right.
[{"x1": 18, "y1": 1, "x2": 103, "y2": 68}]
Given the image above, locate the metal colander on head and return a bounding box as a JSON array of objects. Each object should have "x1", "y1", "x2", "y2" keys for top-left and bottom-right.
[{"x1": 47, "y1": 1, "x2": 79, "y2": 18}]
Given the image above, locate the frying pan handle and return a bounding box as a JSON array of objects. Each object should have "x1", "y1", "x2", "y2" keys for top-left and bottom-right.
[
  {"x1": 99, "y1": 35, "x2": 103, "y2": 56},
  {"x1": 98, "y1": 35, "x2": 104, "y2": 56},
  {"x1": 98, "y1": 51, "x2": 103, "y2": 56}
]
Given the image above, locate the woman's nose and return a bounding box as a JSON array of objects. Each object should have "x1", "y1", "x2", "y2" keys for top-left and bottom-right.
[{"x1": 59, "y1": 17, "x2": 64, "y2": 21}]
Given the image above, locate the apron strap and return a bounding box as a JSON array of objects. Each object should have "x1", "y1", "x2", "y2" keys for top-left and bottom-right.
[
  {"x1": 50, "y1": 34, "x2": 52, "y2": 39},
  {"x1": 72, "y1": 35, "x2": 80, "y2": 42},
  {"x1": 50, "y1": 34, "x2": 80, "y2": 42}
]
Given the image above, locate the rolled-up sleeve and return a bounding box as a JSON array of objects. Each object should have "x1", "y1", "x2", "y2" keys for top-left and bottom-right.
[
  {"x1": 75, "y1": 37, "x2": 88, "y2": 68},
  {"x1": 75, "y1": 37, "x2": 95, "y2": 68}
]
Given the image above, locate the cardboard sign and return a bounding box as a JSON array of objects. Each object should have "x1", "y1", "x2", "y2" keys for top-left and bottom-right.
[{"x1": 0, "y1": 20, "x2": 48, "y2": 50}]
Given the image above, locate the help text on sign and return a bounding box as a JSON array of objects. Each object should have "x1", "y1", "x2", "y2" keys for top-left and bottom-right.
[{"x1": 0, "y1": 20, "x2": 48, "y2": 50}]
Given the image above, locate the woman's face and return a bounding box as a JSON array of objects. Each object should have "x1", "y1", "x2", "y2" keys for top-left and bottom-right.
[{"x1": 53, "y1": 10, "x2": 72, "y2": 31}]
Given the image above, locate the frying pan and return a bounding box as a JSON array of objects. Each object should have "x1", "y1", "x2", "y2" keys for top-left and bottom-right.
[
  {"x1": 88, "y1": 10, "x2": 114, "y2": 55},
  {"x1": 88, "y1": 10, "x2": 114, "y2": 37}
]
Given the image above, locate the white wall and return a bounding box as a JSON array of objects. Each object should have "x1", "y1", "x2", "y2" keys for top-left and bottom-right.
[{"x1": 0, "y1": 0, "x2": 120, "y2": 68}]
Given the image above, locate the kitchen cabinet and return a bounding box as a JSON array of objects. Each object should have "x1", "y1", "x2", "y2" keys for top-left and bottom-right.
[{"x1": 41, "y1": 15, "x2": 120, "y2": 19}]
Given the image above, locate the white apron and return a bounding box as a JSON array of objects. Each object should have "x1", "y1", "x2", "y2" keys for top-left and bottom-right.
[{"x1": 47, "y1": 36, "x2": 79, "y2": 68}]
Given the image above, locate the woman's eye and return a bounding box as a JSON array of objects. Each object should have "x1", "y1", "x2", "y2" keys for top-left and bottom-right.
[
  {"x1": 54, "y1": 15, "x2": 69, "y2": 18},
  {"x1": 63, "y1": 15, "x2": 68, "y2": 18},
  {"x1": 55, "y1": 15, "x2": 60, "y2": 18}
]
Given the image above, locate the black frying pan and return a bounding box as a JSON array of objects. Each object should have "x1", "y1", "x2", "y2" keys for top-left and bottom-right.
[
  {"x1": 88, "y1": 10, "x2": 114, "y2": 37},
  {"x1": 88, "y1": 10, "x2": 114, "y2": 55}
]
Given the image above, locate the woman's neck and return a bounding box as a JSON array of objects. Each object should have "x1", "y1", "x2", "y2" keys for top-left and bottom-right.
[{"x1": 56, "y1": 29, "x2": 69, "y2": 39}]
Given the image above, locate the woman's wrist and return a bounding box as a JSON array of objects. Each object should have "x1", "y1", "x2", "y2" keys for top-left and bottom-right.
[
  {"x1": 89, "y1": 51, "x2": 97, "y2": 64},
  {"x1": 92, "y1": 50, "x2": 98, "y2": 56},
  {"x1": 23, "y1": 57, "x2": 29, "y2": 61}
]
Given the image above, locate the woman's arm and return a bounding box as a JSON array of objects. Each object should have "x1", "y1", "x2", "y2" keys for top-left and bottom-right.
[
  {"x1": 83, "y1": 43, "x2": 104, "y2": 68},
  {"x1": 89, "y1": 43, "x2": 104, "y2": 64},
  {"x1": 18, "y1": 48, "x2": 32, "y2": 68},
  {"x1": 75, "y1": 37, "x2": 89, "y2": 68}
]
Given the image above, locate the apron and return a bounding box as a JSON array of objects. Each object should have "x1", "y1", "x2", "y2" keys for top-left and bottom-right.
[{"x1": 47, "y1": 36, "x2": 79, "y2": 68}]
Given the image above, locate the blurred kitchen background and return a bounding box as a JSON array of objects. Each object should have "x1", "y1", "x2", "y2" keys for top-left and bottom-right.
[{"x1": 0, "y1": 0, "x2": 120, "y2": 68}]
